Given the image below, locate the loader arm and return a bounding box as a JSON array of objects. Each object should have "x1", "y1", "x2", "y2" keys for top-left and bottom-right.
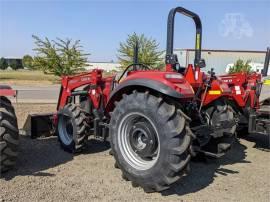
[{"x1": 57, "y1": 69, "x2": 103, "y2": 110}]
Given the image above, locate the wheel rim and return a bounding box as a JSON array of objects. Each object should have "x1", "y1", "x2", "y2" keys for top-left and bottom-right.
[
  {"x1": 58, "y1": 114, "x2": 73, "y2": 146},
  {"x1": 118, "y1": 112, "x2": 160, "y2": 170}
]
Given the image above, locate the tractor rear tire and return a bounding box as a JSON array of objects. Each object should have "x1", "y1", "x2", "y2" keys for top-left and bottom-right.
[
  {"x1": 0, "y1": 96, "x2": 19, "y2": 173},
  {"x1": 110, "y1": 91, "x2": 192, "y2": 192},
  {"x1": 57, "y1": 104, "x2": 87, "y2": 153}
]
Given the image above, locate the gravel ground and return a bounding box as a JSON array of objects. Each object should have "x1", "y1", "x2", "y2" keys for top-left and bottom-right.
[{"x1": 0, "y1": 104, "x2": 270, "y2": 202}]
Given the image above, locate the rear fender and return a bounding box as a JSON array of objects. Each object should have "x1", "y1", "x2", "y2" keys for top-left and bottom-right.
[{"x1": 105, "y1": 77, "x2": 194, "y2": 113}]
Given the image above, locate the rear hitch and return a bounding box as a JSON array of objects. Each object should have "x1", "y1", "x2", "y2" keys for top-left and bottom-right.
[
  {"x1": 192, "y1": 132, "x2": 235, "y2": 158},
  {"x1": 193, "y1": 142, "x2": 232, "y2": 159}
]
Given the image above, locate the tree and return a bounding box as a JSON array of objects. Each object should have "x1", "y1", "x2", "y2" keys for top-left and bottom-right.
[
  {"x1": 229, "y1": 59, "x2": 252, "y2": 74},
  {"x1": 118, "y1": 33, "x2": 163, "y2": 69},
  {"x1": 0, "y1": 57, "x2": 8, "y2": 70},
  {"x1": 9, "y1": 59, "x2": 21, "y2": 70},
  {"x1": 22, "y1": 55, "x2": 34, "y2": 69},
  {"x1": 32, "y1": 35, "x2": 89, "y2": 76}
]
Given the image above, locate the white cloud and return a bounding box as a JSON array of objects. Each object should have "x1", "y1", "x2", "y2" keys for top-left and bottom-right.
[{"x1": 219, "y1": 13, "x2": 254, "y2": 39}]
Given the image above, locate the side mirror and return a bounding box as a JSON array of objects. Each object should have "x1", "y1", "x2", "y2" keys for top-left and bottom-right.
[{"x1": 199, "y1": 59, "x2": 206, "y2": 68}]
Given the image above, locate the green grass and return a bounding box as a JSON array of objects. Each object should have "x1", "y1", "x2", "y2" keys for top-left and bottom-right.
[{"x1": 0, "y1": 70, "x2": 59, "y2": 82}]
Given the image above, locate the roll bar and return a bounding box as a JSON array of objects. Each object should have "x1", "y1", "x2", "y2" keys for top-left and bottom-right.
[
  {"x1": 166, "y1": 7, "x2": 202, "y2": 67},
  {"x1": 262, "y1": 47, "x2": 270, "y2": 77}
]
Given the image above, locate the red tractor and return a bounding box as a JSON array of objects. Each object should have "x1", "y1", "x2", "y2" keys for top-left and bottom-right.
[
  {"x1": 27, "y1": 7, "x2": 235, "y2": 192},
  {"x1": 0, "y1": 85, "x2": 19, "y2": 172},
  {"x1": 219, "y1": 47, "x2": 270, "y2": 135}
]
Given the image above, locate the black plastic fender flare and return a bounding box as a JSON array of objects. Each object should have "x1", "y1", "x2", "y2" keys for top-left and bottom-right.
[{"x1": 106, "y1": 78, "x2": 183, "y2": 112}]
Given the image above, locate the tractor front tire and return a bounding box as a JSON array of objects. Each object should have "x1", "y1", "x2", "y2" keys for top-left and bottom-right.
[
  {"x1": 0, "y1": 96, "x2": 19, "y2": 173},
  {"x1": 205, "y1": 99, "x2": 236, "y2": 138},
  {"x1": 57, "y1": 104, "x2": 87, "y2": 153},
  {"x1": 110, "y1": 91, "x2": 192, "y2": 192},
  {"x1": 201, "y1": 99, "x2": 236, "y2": 154}
]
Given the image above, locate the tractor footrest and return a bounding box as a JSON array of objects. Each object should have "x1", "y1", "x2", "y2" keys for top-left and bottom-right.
[{"x1": 23, "y1": 113, "x2": 55, "y2": 138}]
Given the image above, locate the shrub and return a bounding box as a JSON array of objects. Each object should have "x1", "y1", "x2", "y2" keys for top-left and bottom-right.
[
  {"x1": 22, "y1": 55, "x2": 34, "y2": 69},
  {"x1": 229, "y1": 59, "x2": 252, "y2": 74},
  {"x1": 118, "y1": 32, "x2": 163, "y2": 69}
]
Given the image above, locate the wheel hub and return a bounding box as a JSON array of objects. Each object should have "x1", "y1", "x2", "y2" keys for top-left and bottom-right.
[
  {"x1": 129, "y1": 122, "x2": 157, "y2": 159},
  {"x1": 118, "y1": 112, "x2": 160, "y2": 170}
]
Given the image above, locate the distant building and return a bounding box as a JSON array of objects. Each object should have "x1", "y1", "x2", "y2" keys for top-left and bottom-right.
[
  {"x1": 86, "y1": 62, "x2": 121, "y2": 72},
  {"x1": 174, "y1": 49, "x2": 268, "y2": 75},
  {"x1": 1, "y1": 58, "x2": 23, "y2": 69}
]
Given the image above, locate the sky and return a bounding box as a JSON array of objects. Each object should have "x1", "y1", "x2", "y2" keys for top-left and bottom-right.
[{"x1": 0, "y1": 0, "x2": 269, "y2": 62}]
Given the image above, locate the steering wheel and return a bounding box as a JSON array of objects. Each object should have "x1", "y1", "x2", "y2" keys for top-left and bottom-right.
[{"x1": 117, "y1": 63, "x2": 151, "y2": 82}]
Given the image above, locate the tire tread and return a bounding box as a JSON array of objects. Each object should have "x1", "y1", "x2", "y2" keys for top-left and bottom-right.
[
  {"x1": 0, "y1": 96, "x2": 19, "y2": 173},
  {"x1": 109, "y1": 91, "x2": 192, "y2": 192}
]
